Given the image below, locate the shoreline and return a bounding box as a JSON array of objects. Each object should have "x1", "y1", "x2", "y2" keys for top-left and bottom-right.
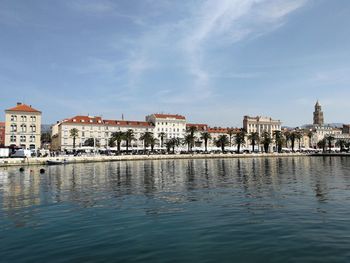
[{"x1": 0, "y1": 152, "x2": 349, "y2": 168}]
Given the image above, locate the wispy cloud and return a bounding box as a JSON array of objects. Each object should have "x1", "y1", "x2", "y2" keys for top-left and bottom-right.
[
  {"x1": 66, "y1": 0, "x2": 309, "y2": 108},
  {"x1": 179, "y1": 0, "x2": 308, "y2": 96}
]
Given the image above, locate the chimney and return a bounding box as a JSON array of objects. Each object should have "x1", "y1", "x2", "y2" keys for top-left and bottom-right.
[{"x1": 17, "y1": 102, "x2": 22, "y2": 106}]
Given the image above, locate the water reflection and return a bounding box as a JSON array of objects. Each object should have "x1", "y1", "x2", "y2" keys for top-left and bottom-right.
[{"x1": 1, "y1": 157, "x2": 350, "y2": 226}]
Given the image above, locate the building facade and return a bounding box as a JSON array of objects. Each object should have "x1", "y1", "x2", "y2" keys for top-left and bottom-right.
[
  {"x1": 243, "y1": 116, "x2": 282, "y2": 136},
  {"x1": 343, "y1": 124, "x2": 350, "y2": 134},
  {"x1": 51, "y1": 115, "x2": 154, "y2": 151},
  {"x1": 5, "y1": 103, "x2": 42, "y2": 149},
  {"x1": 145, "y1": 114, "x2": 187, "y2": 142},
  {"x1": 313, "y1": 101, "x2": 324, "y2": 126},
  {"x1": 0, "y1": 122, "x2": 5, "y2": 147}
]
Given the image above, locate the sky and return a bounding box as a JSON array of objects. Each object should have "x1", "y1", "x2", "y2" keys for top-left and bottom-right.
[{"x1": 1, "y1": 0, "x2": 350, "y2": 127}]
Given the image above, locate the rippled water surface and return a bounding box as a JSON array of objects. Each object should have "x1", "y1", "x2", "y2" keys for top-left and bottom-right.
[{"x1": 1, "y1": 157, "x2": 350, "y2": 262}]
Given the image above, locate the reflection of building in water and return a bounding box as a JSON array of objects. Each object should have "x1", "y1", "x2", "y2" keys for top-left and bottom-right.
[{"x1": 0, "y1": 169, "x2": 41, "y2": 211}]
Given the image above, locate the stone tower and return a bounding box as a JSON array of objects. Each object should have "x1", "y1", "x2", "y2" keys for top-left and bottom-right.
[{"x1": 313, "y1": 101, "x2": 324, "y2": 126}]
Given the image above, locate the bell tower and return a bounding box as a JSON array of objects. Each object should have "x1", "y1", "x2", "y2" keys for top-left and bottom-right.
[{"x1": 313, "y1": 100, "x2": 324, "y2": 126}]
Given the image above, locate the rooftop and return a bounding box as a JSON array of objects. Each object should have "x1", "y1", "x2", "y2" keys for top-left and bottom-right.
[
  {"x1": 61, "y1": 115, "x2": 153, "y2": 127},
  {"x1": 152, "y1": 114, "x2": 186, "y2": 120},
  {"x1": 6, "y1": 103, "x2": 41, "y2": 113}
]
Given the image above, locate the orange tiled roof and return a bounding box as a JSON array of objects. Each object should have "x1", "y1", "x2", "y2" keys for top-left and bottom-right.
[
  {"x1": 61, "y1": 116, "x2": 153, "y2": 128},
  {"x1": 104, "y1": 120, "x2": 153, "y2": 127},
  {"x1": 6, "y1": 103, "x2": 41, "y2": 113},
  {"x1": 208, "y1": 127, "x2": 240, "y2": 134},
  {"x1": 153, "y1": 114, "x2": 186, "y2": 120},
  {"x1": 64, "y1": 116, "x2": 103, "y2": 124},
  {"x1": 187, "y1": 123, "x2": 208, "y2": 131}
]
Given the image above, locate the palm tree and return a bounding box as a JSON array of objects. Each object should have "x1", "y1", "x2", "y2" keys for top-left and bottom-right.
[
  {"x1": 215, "y1": 135, "x2": 229, "y2": 152},
  {"x1": 295, "y1": 131, "x2": 302, "y2": 150},
  {"x1": 200, "y1": 132, "x2": 212, "y2": 152},
  {"x1": 149, "y1": 137, "x2": 158, "y2": 152},
  {"x1": 307, "y1": 131, "x2": 313, "y2": 148},
  {"x1": 336, "y1": 139, "x2": 347, "y2": 152},
  {"x1": 325, "y1": 135, "x2": 335, "y2": 153},
  {"x1": 227, "y1": 128, "x2": 235, "y2": 147},
  {"x1": 165, "y1": 137, "x2": 180, "y2": 154},
  {"x1": 261, "y1": 131, "x2": 272, "y2": 153},
  {"x1": 248, "y1": 132, "x2": 259, "y2": 153},
  {"x1": 235, "y1": 130, "x2": 246, "y2": 153},
  {"x1": 140, "y1": 132, "x2": 153, "y2": 151},
  {"x1": 183, "y1": 134, "x2": 193, "y2": 152},
  {"x1": 158, "y1": 132, "x2": 166, "y2": 148},
  {"x1": 284, "y1": 131, "x2": 291, "y2": 149},
  {"x1": 289, "y1": 132, "x2": 297, "y2": 152},
  {"x1": 317, "y1": 138, "x2": 327, "y2": 152},
  {"x1": 173, "y1": 138, "x2": 180, "y2": 154},
  {"x1": 110, "y1": 131, "x2": 124, "y2": 153},
  {"x1": 70, "y1": 128, "x2": 79, "y2": 151},
  {"x1": 186, "y1": 126, "x2": 197, "y2": 150},
  {"x1": 273, "y1": 130, "x2": 284, "y2": 153},
  {"x1": 187, "y1": 126, "x2": 197, "y2": 137},
  {"x1": 124, "y1": 129, "x2": 135, "y2": 153}
]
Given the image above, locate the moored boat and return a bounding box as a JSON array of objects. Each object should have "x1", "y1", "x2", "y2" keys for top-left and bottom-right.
[{"x1": 46, "y1": 159, "x2": 67, "y2": 165}]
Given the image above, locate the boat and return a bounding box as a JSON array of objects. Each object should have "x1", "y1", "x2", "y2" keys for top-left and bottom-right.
[{"x1": 46, "y1": 159, "x2": 67, "y2": 165}]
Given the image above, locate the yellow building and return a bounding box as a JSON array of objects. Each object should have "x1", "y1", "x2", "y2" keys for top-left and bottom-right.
[{"x1": 5, "y1": 103, "x2": 42, "y2": 149}]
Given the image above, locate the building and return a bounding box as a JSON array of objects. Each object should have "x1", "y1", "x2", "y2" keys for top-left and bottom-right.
[
  {"x1": 5, "y1": 103, "x2": 42, "y2": 150},
  {"x1": 186, "y1": 123, "x2": 209, "y2": 147},
  {"x1": 313, "y1": 101, "x2": 324, "y2": 126},
  {"x1": 309, "y1": 126, "x2": 342, "y2": 147},
  {"x1": 0, "y1": 122, "x2": 5, "y2": 147},
  {"x1": 145, "y1": 114, "x2": 187, "y2": 142},
  {"x1": 51, "y1": 115, "x2": 154, "y2": 151},
  {"x1": 343, "y1": 124, "x2": 350, "y2": 134},
  {"x1": 243, "y1": 116, "x2": 282, "y2": 136}
]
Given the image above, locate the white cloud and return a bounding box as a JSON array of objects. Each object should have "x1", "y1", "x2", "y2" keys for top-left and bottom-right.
[{"x1": 179, "y1": 0, "x2": 308, "y2": 96}]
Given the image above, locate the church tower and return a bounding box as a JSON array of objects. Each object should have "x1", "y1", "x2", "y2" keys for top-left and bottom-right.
[{"x1": 313, "y1": 101, "x2": 324, "y2": 126}]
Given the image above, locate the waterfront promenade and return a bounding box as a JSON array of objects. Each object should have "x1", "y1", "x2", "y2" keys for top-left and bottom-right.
[{"x1": 1, "y1": 152, "x2": 348, "y2": 167}]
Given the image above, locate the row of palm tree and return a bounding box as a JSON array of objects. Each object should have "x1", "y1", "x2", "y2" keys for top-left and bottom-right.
[
  {"x1": 70, "y1": 127, "x2": 349, "y2": 154},
  {"x1": 317, "y1": 136, "x2": 350, "y2": 153}
]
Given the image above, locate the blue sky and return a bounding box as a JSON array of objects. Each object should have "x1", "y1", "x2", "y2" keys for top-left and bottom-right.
[{"x1": 1, "y1": 0, "x2": 350, "y2": 126}]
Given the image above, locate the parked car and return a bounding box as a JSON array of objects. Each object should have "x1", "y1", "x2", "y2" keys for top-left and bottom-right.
[{"x1": 11, "y1": 149, "x2": 32, "y2": 158}]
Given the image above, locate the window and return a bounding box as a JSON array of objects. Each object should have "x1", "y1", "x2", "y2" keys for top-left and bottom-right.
[
  {"x1": 30, "y1": 135, "x2": 35, "y2": 142},
  {"x1": 82, "y1": 131, "x2": 85, "y2": 137},
  {"x1": 30, "y1": 124, "x2": 36, "y2": 132},
  {"x1": 11, "y1": 124, "x2": 17, "y2": 132},
  {"x1": 11, "y1": 115, "x2": 17, "y2": 121},
  {"x1": 30, "y1": 116, "x2": 36, "y2": 122},
  {"x1": 21, "y1": 124, "x2": 27, "y2": 132},
  {"x1": 20, "y1": 135, "x2": 26, "y2": 142},
  {"x1": 21, "y1": 115, "x2": 27, "y2": 122},
  {"x1": 10, "y1": 135, "x2": 16, "y2": 142}
]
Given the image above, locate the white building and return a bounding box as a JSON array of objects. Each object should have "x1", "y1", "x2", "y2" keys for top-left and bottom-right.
[
  {"x1": 5, "y1": 103, "x2": 42, "y2": 150},
  {"x1": 145, "y1": 114, "x2": 187, "y2": 142},
  {"x1": 51, "y1": 115, "x2": 154, "y2": 151},
  {"x1": 311, "y1": 126, "x2": 342, "y2": 147},
  {"x1": 243, "y1": 116, "x2": 282, "y2": 136}
]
